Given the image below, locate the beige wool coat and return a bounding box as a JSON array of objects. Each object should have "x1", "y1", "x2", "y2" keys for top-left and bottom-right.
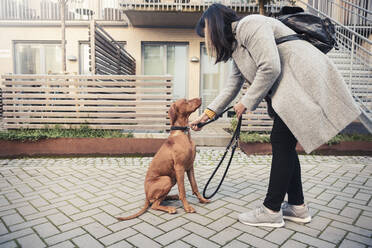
[{"x1": 207, "y1": 14, "x2": 361, "y2": 153}]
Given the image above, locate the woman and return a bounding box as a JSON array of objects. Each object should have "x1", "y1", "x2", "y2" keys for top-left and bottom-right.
[{"x1": 190, "y1": 4, "x2": 361, "y2": 228}]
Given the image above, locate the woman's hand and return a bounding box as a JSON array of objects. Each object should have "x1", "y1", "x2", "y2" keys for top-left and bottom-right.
[
  {"x1": 190, "y1": 113, "x2": 209, "y2": 131},
  {"x1": 234, "y1": 102, "x2": 247, "y2": 119}
]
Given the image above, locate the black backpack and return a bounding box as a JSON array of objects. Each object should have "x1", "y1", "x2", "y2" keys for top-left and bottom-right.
[{"x1": 273, "y1": 6, "x2": 339, "y2": 54}]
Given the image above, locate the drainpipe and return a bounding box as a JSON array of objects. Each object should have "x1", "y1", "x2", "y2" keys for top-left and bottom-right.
[
  {"x1": 60, "y1": 0, "x2": 67, "y2": 73},
  {"x1": 258, "y1": 0, "x2": 265, "y2": 15}
]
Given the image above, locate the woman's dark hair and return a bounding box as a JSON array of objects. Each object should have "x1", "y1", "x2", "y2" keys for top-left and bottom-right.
[{"x1": 195, "y1": 3, "x2": 241, "y2": 63}]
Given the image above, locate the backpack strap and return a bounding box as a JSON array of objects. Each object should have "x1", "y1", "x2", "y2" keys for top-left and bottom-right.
[
  {"x1": 234, "y1": 19, "x2": 303, "y2": 47},
  {"x1": 275, "y1": 33, "x2": 305, "y2": 45},
  {"x1": 232, "y1": 20, "x2": 240, "y2": 36}
]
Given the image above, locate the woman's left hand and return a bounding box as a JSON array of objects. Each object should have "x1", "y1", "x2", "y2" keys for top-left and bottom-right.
[
  {"x1": 234, "y1": 102, "x2": 247, "y2": 119},
  {"x1": 190, "y1": 113, "x2": 209, "y2": 131}
]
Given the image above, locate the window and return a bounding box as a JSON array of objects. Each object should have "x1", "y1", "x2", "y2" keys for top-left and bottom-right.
[
  {"x1": 79, "y1": 42, "x2": 90, "y2": 75},
  {"x1": 200, "y1": 43, "x2": 233, "y2": 116},
  {"x1": 14, "y1": 42, "x2": 62, "y2": 74},
  {"x1": 79, "y1": 41, "x2": 126, "y2": 75},
  {"x1": 142, "y1": 42, "x2": 188, "y2": 99}
]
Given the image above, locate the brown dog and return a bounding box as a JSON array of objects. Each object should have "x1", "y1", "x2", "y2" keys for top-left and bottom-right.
[{"x1": 117, "y1": 98, "x2": 210, "y2": 220}]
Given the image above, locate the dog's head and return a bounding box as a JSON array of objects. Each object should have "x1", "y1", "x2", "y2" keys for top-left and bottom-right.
[{"x1": 168, "y1": 98, "x2": 202, "y2": 126}]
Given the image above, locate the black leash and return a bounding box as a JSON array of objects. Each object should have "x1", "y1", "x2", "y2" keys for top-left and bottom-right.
[
  {"x1": 195, "y1": 107, "x2": 242, "y2": 199},
  {"x1": 196, "y1": 106, "x2": 233, "y2": 129}
]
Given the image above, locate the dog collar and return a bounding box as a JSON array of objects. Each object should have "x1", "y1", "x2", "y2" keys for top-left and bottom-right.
[{"x1": 170, "y1": 126, "x2": 190, "y2": 132}]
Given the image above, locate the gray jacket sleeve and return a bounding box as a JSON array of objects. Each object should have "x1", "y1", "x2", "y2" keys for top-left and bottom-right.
[
  {"x1": 206, "y1": 60, "x2": 245, "y2": 115},
  {"x1": 239, "y1": 21, "x2": 281, "y2": 111}
]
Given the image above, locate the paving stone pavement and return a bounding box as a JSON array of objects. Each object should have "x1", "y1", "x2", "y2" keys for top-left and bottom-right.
[{"x1": 0, "y1": 148, "x2": 371, "y2": 247}]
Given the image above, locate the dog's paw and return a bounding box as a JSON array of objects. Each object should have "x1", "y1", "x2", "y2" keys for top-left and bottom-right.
[
  {"x1": 167, "y1": 207, "x2": 177, "y2": 214},
  {"x1": 184, "y1": 205, "x2": 196, "y2": 213},
  {"x1": 199, "y1": 198, "x2": 211, "y2": 204}
]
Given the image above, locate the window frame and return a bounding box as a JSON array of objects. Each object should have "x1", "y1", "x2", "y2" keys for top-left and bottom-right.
[
  {"x1": 13, "y1": 40, "x2": 63, "y2": 74},
  {"x1": 199, "y1": 42, "x2": 234, "y2": 117},
  {"x1": 141, "y1": 41, "x2": 189, "y2": 99}
]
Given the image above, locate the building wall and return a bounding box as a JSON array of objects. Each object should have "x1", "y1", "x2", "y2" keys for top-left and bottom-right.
[
  {"x1": 0, "y1": 24, "x2": 88, "y2": 75},
  {"x1": 112, "y1": 26, "x2": 204, "y2": 99},
  {"x1": 0, "y1": 23, "x2": 205, "y2": 100}
]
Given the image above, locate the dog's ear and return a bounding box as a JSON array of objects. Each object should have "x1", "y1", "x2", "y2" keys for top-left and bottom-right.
[{"x1": 168, "y1": 104, "x2": 177, "y2": 125}]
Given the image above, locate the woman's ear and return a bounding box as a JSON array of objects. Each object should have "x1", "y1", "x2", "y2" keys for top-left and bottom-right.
[{"x1": 168, "y1": 104, "x2": 177, "y2": 125}]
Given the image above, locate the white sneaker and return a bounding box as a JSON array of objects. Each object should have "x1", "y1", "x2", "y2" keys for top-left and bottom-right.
[
  {"x1": 238, "y1": 205, "x2": 285, "y2": 228},
  {"x1": 282, "y1": 201, "x2": 312, "y2": 223}
]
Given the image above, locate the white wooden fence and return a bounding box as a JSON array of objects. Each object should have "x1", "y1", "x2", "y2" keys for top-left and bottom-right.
[
  {"x1": 1, "y1": 74, "x2": 173, "y2": 131},
  {"x1": 0, "y1": 74, "x2": 276, "y2": 132},
  {"x1": 241, "y1": 102, "x2": 273, "y2": 132},
  {"x1": 237, "y1": 83, "x2": 273, "y2": 132}
]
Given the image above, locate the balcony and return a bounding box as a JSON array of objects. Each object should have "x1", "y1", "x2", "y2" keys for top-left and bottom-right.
[
  {"x1": 0, "y1": 0, "x2": 126, "y2": 22},
  {"x1": 121, "y1": 0, "x2": 290, "y2": 28},
  {"x1": 0, "y1": 0, "x2": 291, "y2": 26},
  {"x1": 122, "y1": 0, "x2": 260, "y2": 12}
]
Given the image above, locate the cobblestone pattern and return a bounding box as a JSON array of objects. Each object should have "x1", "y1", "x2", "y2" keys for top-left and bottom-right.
[{"x1": 0, "y1": 149, "x2": 371, "y2": 247}]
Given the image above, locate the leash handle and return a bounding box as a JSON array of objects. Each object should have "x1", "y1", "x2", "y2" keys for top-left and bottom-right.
[
  {"x1": 202, "y1": 116, "x2": 242, "y2": 199},
  {"x1": 196, "y1": 119, "x2": 213, "y2": 128}
]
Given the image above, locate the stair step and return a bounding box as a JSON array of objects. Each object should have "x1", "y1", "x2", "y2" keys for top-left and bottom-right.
[
  {"x1": 335, "y1": 65, "x2": 368, "y2": 71},
  {"x1": 340, "y1": 71, "x2": 372, "y2": 77},
  {"x1": 327, "y1": 52, "x2": 351, "y2": 57},
  {"x1": 328, "y1": 51, "x2": 352, "y2": 56},
  {"x1": 331, "y1": 58, "x2": 364, "y2": 63}
]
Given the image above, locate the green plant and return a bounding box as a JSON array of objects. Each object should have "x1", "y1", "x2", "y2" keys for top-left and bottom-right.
[
  {"x1": 230, "y1": 116, "x2": 270, "y2": 143},
  {"x1": 237, "y1": 132, "x2": 372, "y2": 144},
  {"x1": 0, "y1": 125, "x2": 133, "y2": 142},
  {"x1": 326, "y1": 133, "x2": 372, "y2": 146},
  {"x1": 240, "y1": 132, "x2": 271, "y2": 143},
  {"x1": 230, "y1": 116, "x2": 238, "y2": 132}
]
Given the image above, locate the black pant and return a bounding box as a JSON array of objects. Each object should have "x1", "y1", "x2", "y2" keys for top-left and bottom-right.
[{"x1": 263, "y1": 113, "x2": 304, "y2": 211}]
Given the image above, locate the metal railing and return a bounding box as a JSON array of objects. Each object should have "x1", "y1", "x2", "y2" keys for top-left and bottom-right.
[
  {"x1": 0, "y1": 0, "x2": 296, "y2": 20},
  {"x1": 120, "y1": 0, "x2": 294, "y2": 12},
  {"x1": 89, "y1": 22, "x2": 136, "y2": 75},
  {"x1": 299, "y1": 0, "x2": 371, "y2": 121},
  {"x1": 0, "y1": 0, "x2": 125, "y2": 21},
  {"x1": 307, "y1": 0, "x2": 372, "y2": 26}
]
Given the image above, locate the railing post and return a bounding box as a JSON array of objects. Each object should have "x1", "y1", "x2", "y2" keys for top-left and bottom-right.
[
  {"x1": 94, "y1": 0, "x2": 100, "y2": 20},
  {"x1": 117, "y1": 48, "x2": 121, "y2": 75},
  {"x1": 60, "y1": 0, "x2": 67, "y2": 73},
  {"x1": 349, "y1": 29, "x2": 355, "y2": 91},
  {"x1": 90, "y1": 20, "x2": 96, "y2": 75}
]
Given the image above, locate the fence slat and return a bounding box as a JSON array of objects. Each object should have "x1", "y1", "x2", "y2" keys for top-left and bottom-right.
[
  {"x1": 4, "y1": 118, "x2": 167, "y2": 124},
  {"x1": 3, "y1": 100, "x2": 170, "y2": 105},
  {"x1": 3, "y1": 93, "x2": 172, "y2": 100},
  {"x1": 4, "y1": 124, "x2": 167, "y2": 130},
  {"x1": 241, "y1": 126, "x2": 272, "y2": 131},
  {"x1": 1, "y1": 86, "x2": 172, "y2": 93},
  {"x1": 1, "y1": 81, "x2": 173, "y2": 87},
  {"x1": 4, "y1": 112, "x2": 167, "y2": 118},
  {"x1": 1, "y1": 74, "x2": 173, "y2": 80},
  {"x1": 3, "y1": 106, "x2": 168, "y2": 112}
]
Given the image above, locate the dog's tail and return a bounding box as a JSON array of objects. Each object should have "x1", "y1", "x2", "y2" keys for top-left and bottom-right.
[{"x1": 117, "y1": 200, "x2": 150, "y2": 221}]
